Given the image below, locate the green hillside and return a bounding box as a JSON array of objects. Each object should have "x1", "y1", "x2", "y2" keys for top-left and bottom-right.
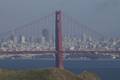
[{"x1": 0, "y1": 68, "x2": 100, "y2": 80}]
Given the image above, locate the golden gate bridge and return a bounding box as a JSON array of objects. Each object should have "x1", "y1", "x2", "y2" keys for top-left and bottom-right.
[{"x1": 0, "y1": 10, "x2": 120, "y2": 69}]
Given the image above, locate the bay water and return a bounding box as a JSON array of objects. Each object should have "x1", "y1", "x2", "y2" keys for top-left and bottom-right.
[{"x1": 0, "y1": 59, "x2": 120, "y2": 80}]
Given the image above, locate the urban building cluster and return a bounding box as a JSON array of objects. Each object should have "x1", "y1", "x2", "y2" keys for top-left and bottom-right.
[
  {"x1": 0, "y1": 29, "x2": 51, "y2": 51},
  {"x1": 0, "y1": 31, "x2": 120, "y2": 51},
  {"x1": 63, "y1": 35, "x2": 120, "y2": 51}
]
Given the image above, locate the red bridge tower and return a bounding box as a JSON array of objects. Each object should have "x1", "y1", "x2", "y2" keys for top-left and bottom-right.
[{"x1": 55, "y1": 10, "x2": 64, "y2": 69}]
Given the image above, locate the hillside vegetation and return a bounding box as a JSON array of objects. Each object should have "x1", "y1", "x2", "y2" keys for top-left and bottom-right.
[{"x1": 0, "y1": 68, "x2": 100, "y2": 80}]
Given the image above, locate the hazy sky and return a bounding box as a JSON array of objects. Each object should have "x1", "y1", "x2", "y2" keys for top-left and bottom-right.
[{"x1": 0, "y1": 0, "x2": 120, "y2": 37}]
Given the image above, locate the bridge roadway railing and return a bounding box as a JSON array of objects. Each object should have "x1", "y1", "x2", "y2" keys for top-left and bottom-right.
[{"x1": 0, "y1": 50, "x2": 120, "y2": 55}]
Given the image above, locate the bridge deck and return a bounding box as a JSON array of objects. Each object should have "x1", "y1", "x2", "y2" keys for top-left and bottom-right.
[{"x1": 0, "y1": 50, "x2": 120, "y2": 55}]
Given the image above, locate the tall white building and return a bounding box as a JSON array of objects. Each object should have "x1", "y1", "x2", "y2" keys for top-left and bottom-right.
[{"x1": 20, "y1": 35, "x2": 26, "y2": 44}]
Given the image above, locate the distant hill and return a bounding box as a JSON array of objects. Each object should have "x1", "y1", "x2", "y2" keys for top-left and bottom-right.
[{"x1": 0, "y1": 68, "x2": 100, "y2": 80}]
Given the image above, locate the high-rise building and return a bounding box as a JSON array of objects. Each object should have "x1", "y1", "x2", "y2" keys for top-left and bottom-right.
[
  {"x1": 19, "y1": 35, "x2": 26, "y2": 44},
  {"x1": 42, "y1": 29, "x2": 49, "y2": 42},
  {"x1": 9, "y1": 34, "x2": 17, "y2": 43}
]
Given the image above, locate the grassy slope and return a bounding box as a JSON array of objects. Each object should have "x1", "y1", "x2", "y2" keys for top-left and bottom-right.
[{"x1": 0, "y1": 68, "x2": 100, "y2": 80}]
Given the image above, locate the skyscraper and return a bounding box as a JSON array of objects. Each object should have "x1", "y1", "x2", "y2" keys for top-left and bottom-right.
[
  {"x1": 19, "y1": 35, "x2": 26, "y2": 44},
  {"x1": 42, "y1": 28, "x2": 49, "y2": 42},
  {"x1": 9, "y1": 34, "x2": 17, "y2": 43}
]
